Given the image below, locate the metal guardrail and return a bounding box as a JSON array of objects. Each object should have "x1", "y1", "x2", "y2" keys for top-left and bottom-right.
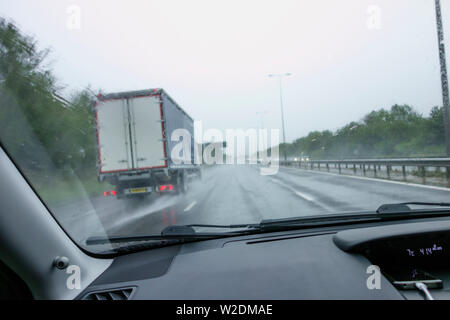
[{"x1": 281, "y1": 158, "x2": 450, "y2": 187}]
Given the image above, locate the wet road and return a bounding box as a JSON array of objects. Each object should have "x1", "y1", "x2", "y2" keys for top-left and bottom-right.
[{"x1": 57, "y1": 164, "x2": 450, "y2": 245}]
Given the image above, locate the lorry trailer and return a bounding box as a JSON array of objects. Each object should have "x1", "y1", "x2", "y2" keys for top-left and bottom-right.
[{"x1": 94, "y1": 88, "x2": 200, "y2": 199}]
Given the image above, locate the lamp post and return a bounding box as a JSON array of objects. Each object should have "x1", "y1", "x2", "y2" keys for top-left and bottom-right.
[{"x1": 269, "y1": 73, "x2": 291, "y2": 161}]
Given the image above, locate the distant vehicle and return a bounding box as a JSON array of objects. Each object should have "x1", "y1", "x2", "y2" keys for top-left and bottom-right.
[
  {"x1": 293, "y1": 156, "x2": 311, "y2": 162},
  {"x1": 301, "y1": 156, "x2": 311, "y2": 162},
  {"x1": 94, "y1": 88, "x2": 201, "y2": 199}
]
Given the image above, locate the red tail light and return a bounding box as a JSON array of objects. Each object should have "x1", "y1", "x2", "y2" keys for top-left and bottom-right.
[
  {"x1": 159, "y1": 185, "x2": 173, "y2": 192},
  {"x1": 104, "y1": 190, "x2": 116, "y2": 196}
]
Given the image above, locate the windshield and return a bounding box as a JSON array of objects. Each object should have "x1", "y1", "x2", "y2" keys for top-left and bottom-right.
[{"x1": 1, "y1": 0, "x2": 450, "y2": 254}]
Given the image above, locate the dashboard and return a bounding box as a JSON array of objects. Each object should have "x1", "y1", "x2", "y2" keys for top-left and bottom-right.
[{"x1": 78, "y1": 217, "x2": 450, "y2": 300}]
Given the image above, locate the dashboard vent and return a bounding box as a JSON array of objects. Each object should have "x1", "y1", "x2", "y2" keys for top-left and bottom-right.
[{"x1": 82, "y1": 287, "x2": 135, "y2": 300}]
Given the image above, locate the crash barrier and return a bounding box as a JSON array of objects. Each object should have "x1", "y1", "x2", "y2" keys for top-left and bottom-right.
[{"x1": 281, "y1": 158, "x2": 450, "y2": 188}]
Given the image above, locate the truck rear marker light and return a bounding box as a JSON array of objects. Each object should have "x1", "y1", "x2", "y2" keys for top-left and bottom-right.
[
  {"x1": 104, "y1": 190, "x2": 117, "y2": 196},
  {"x1": 159, "y1": 184, "x2": 174, "y2": 192}
]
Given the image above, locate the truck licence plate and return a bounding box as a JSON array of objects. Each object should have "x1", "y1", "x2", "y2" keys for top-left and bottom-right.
[{"x1": 129, "y1": 187, "x2": 147, "y2": 194}]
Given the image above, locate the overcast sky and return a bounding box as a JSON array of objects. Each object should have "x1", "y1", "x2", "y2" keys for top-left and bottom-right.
[{"x1": 1, "y1": 0, "x2": 449, "y2": 143}]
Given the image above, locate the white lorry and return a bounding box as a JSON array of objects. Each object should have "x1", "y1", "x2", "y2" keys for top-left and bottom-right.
[{"x1": 94, "y1": 88, "x2": 200, "y2": 199}]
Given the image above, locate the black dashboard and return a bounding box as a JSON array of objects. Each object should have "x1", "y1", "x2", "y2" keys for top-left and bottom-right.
[{"x1": 78, "y1": 217, "x2": 450, "y2": 300}]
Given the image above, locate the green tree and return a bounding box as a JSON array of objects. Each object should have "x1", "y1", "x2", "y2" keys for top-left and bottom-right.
[
  {"x1": 284, "y1": 104, "x2": 446, "y2": 159},
  {"x1": 0, "y1": 17, "x2": 102, "y2": 203}
]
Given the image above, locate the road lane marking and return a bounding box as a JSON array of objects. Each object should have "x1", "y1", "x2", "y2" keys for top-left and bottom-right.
[
  {"x1": 270, "y1": 178, "x2": 314, "y2": 201},
  {"x1": 294, "y1": 191, "x2": 314, "y2": 202},
  {"x1": 184, "y1": 201, "x2": 197, "y2": 212},
  {"x1": 268, "y1": 177, "x2": 334, "y2": 212},
  {"x1": 282, "y1": 167, "x2": 450, "y2": 192}
]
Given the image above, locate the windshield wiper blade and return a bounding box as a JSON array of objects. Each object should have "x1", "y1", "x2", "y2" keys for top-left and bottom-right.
[
  {"x1": 86, "y1": 234, "x2": 214, "y2": 245},
  {"x1": 261, "y1": 212, "x2": 376, "y2": 225},
  {"x1": 377, "y1": 202, "x2": 450, "y2": 214},
  {"x1": 185, "y1": 223, "x2": 260, "y2": 229},
  {"x1": 85, "y1": 225, "x2": 259, "y2": 246},
  {"x1": 398, "y1": 202, "x2": 450, "y2": 207},
  {"x1": 260, "y1": 204, "x2": 450, "y2": 230}
]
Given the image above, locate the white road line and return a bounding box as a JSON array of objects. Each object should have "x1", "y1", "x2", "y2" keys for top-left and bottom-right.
[
  {"x1": 282, "y1": 167, "x2": 450, "y2": 192},
  {"x1": 294, "y1": 191, "x2": 314, "y2": 202},
  {"x1": 268, "y1": 177, "x2": 338, "y2": 212},
  {"x1": 184, "y1": 201, "x2": 197, "y2": 212},
  {"x1": 270, "y1": 178, "x2": 314, "y2": 202}
]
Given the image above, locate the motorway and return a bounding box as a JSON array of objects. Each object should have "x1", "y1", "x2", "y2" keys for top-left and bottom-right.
[{"x1": 56, "y1": 164, "x2": 450, "y2": 248}]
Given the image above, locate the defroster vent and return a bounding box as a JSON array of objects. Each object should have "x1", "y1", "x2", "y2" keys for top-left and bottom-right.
[{"x1": 82, "y1": 287, "x2": 135, "y2": 300}]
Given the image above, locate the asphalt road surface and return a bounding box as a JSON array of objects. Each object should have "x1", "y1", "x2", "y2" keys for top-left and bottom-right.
[{"x1": 56, "y1": 164, "x2": 450, "y2": 247}]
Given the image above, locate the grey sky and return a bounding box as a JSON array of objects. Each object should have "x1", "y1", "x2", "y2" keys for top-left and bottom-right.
[{"x1": 1, "y1": 0, "x2": 449, "y2": 143}]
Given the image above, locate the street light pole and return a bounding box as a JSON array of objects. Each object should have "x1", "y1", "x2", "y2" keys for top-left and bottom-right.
[
  {"x1": 434, "y1": 0, "x2": 450, "y2": 156},
  {"x1": 269, "y1": 73, "x2": 291, "y2": 161}
]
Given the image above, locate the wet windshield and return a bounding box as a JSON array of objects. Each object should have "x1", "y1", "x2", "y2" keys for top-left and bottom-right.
[{"x1": 1, "y1": 0, "x2": 450, "y2": 253}]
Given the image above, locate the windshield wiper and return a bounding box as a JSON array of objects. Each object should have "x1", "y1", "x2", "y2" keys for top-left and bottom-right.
[
  {"x1": 85, "y1": 225, "x2": 259, "y2": 246},
  {"x1": 258, "y1": 212, "x2": 381, "y2": 230},
  {"x1": 259, "y1": 203, "x2": 450, "y2": 230},
  {"x1": 376, "y1": 202, "x2": 450, "y2": 214},
  {"x1": 185, "y1": 223, "x2": 260, "y2": 229}
]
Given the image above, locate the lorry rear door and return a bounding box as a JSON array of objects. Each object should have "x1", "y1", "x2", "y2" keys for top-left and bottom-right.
[
  {"x1": 96, "y1": 99, "x2": 133, "y2": 173},
  {"x1": 129, "y1": 96, "x2": 167, "y2": 169}
]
